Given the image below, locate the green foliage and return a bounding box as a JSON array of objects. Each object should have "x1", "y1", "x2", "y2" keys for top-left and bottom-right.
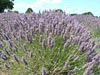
[
  {"x1": 55, "y1": 9, "x2": 63, "y2": 13},
  {"x1": 90, "y1": 25, "x2": 100, "y2": 38},
  {"x1": 82, "y1": 12, "x2": 94, "y2": 16},
  {"x1": 7, "y1": 9, "x2": 13, "y2": 12},
  {"x1": 70, "y1": 13, "x2": 77, "y2": 16},
  {"x1": 7, "y1": 10, "x2": 19, "y2": 13},
  {"x1": 0, "y1": 33, "x2": 86, "y2": 75},
  {"x1": 92, "y1": 30, "x2": 100, "y2": 38},
  {"x1": 0, "y1": 0, "x2": 14, "y2": 13},
  {"x1": 25, "y1": 8, "x2": 33, "y2": 13},
  {"x1": 13, "y1": 10, "x2": 19, "y2": 13}
]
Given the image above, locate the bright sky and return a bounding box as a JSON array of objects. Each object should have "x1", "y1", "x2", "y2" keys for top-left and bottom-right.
[{"x1": 13, "y1": 0, "x2": 100, "y2": 16}]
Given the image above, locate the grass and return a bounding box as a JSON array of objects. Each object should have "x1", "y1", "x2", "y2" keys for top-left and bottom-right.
[{"x1": 91, "y1": 28, "x2": 100, "y2": 38}]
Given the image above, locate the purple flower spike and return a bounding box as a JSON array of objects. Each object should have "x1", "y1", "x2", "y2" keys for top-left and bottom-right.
[
  {"x1": 64, "y1": 60, "x2": 70, "y2": 69},
  {"x1": 39, "y1": 35, "x2": 43, "y2": 43},
  {"x1": 5, "y1": 64, "x2": 10, "y2": 70},
  {"x1": 22, "y1": 56, "x2": 28, "y2": 65},
  {"x1": 12, "y1": 54, "x2": 19, "y2": 63},
  {"x1": 8, "y1": 40, "x2": 13, "y2": 47},
  {"x1": 30, "y1": 51, "x2": 34, "y2": 58},
  {"x1": 23, "y1": 44, "x2": 27, "y2": 51},
  {"x1": 42, "y1": 39, "x2": 46, "y2": 49},
  {"x1": 42, "y1": 67, "x2": 47, "y2": 75}
]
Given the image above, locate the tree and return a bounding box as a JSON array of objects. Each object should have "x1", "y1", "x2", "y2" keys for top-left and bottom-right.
[
  {"x1": 25, "y1": 8, "x2": 33, "y2": 13},
  {"x1": 13, "y1": 10, "x2": 19, "y2": 13},
  {"x1": 7, "y1": 10, "x2": 19, "y2": 13},
  {"x1": 0, "y1": 0, "x2": 14, "y2": 13},
  {"x1": 82, "y1": 12, "x2": 94, "y2": 16},
  {"x1": 70, "y1": 13, "x2": 77, "y2": 16},
  {"x1": 55, "y1": 9, "x2": 63, "y2": 13},
  {"x1": 7, "y1": 9, "x2": 13, "y2": 12}
]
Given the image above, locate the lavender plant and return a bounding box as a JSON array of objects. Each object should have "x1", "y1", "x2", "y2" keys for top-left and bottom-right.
[{"x1": 0, "y1": 10, "x2": 100, "y2": 75}]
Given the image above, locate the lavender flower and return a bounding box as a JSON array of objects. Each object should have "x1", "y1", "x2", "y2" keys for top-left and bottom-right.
[
  {"x1": 61, "y1": 29, "x2": 65, "y2": 37},
  {"x1": 27, "y1": 34, "x2": 32, "y2": 43},
  {"x1": 64, "y1": 60, "x2": 70, "y2": 69},
  {"x1": 83, "y1": 67, "x2": 94, "y2": 75},
  {"x1": 67, "y1": 25, "x2": 72, "y2": 32},
  {"x1": 8, "y1": 40, "x2": 13, "y2": 47},
  {"x1": 22, "y1": 57, "x2": 28, "y2": 65},
  {"x1": 12, "y1": 54, "x2": 19, "y2": 63},
  {"x1": 42, "y1": 39, "x2": 46, "y2": 49},
  {"x1": 64, "y1": 40, "x2": 70, "y2": 49},
  {"x1": 4, "y1": 48, "x2": 10, "y2": 56},
  {"x1": 42, "y1": 67, "x2": 47, "y2": 75},
  {"x1": 39, "y1": 35, "x2": 43, "y2": 43},
  {"x1": 1, "y1": 52, "x2": 8, "y2": 61},
  {"x1": 23, "y1": 44, "x2": 27, "y2": 51},
  {"x1": 49, "y1": 39, "x2": 54, "y2": 49},
  {"x1": 0, "y1": 40, "x2": 4, "y2": 48},
  {"x1": 3, "y1": 33, "x2": 9, "y2": 40},
  {"x1": 30, "y1": 51, "x2": 34, "y2": 58},
  {"x1": 2, "y1": 55, "x2": 8, "y2": 61},
  {"x1": 91, "y1": 40, "x2": 95, "y2": 48},
  {"x1": 79, "y1": 43, "x2": 85, "y2": 52},
  {"x1": 68, "y1": 70, "x2": 74, "y2": 75},
  {"x1": 38, "y1": 49, "x2": 41, "y2": 54},
  {"x1": 5, "y1": 64, "x2": 10, "y2": 69}
]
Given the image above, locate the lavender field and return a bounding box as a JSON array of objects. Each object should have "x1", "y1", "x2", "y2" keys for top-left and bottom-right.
[{"x1": 0, "y1": 10, "x2": 100, "y2": 75}]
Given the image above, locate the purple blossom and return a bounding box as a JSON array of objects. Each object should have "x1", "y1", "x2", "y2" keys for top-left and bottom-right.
[
  {"x1": 8, "y1": 40, "x2": 13, "y2": 47},
  {"x1": 12, "y1": 54, "x2": 19, "y2": 63},
  {"x1": 22, "y1": 56, "x2": 28, "y2": 65},
  {"x1": 42, "y1": 67, "x2": 47, "y2": 75},
  {"x1": 49, "y1": 39, "x2": 54, "y2": 49},
  {"x1": 5, "y1": 64, "x2": 10, "y2": 69},
  {"x1": 30, "y1": 51, "x2": 34, "y2": 58},
  {"x1": 64, "y1": 60, "x2": 70, "y2": 69}
]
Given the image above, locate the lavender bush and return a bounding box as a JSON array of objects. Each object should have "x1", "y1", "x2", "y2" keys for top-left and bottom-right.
[{"x1": 0, "y1": 10, "x2": 100, "y2": 75}]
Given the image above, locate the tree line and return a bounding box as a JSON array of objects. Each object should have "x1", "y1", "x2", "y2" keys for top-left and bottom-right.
[{"x1": 0, "y1": 0, "x2": 97, "y2": 17}]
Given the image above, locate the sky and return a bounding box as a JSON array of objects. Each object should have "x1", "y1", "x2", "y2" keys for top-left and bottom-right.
[{"x1": 13, "y1": 0, "x2": 100, "y2": 16}]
